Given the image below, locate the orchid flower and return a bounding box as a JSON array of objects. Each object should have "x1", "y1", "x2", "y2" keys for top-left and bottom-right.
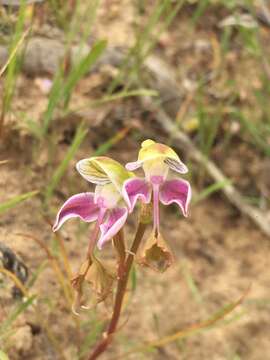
[
  {"x1": 123, "y1": 139, "x2": 192, "y2": 237},
  {"x1": 53, "y1": 156, "x2": 133, "y2": 250}
]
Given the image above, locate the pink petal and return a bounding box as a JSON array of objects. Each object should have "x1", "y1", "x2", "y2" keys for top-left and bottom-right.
[
  {"x1": 159, "y1": 179, "x2": 191, "y2": 217},
  {"x1": 152, "y1": 183, "x2": 160, "y2": 234},
  {"x1": 125, "y1": 160, "x2": 143, "y2": 171},
  {"x1": 53, "y1": 193, "x2": 99, "y2": 231},
  {"x1": 98, "y1": 207, "x2": 128, "y2": 249},
  {"x1": 165, "y1": 158, "x2": 188, "y2": 174},
  {"x1": 122, "y1": 178, "x2": 151, "y2": 212}
]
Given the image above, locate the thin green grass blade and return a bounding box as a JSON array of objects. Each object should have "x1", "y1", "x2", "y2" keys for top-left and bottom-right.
[
  {"x1": 42, "y1": 40, "x2": 106, "y2": 135},
  {"x1": 63, "y1": 39, "x2": 107, "y2": 107},
  {"x1": 45, "y1": 122, "x2": 88, "y2": 199},
  {"x1": 93, "y1": 89, "x2": 158, "y2": 105},
  {"x1": 0, "y1": 191, "x2": 39, "y2": 215},
  {"x1": 26, "y1": 260, "x2": 48, "y2": 289},
  {"x1": 181, "y1": 261, "x2": 204, "y2": 305},
  {"x1": 130, "y1": 266, "x2": 137, "y2": 293},
  {"x1": 0, "y1": 295, "x2": 36, "y2": 337},
  {"x1": 92, "y1": 126, "x2": 131, "y2": 156},
  {"x1": 108, "y1": 0, "x2": 183, "y2": 94},
  {"x1": 235, "y1": 111, "x2": 270, "y2": 156},
  {"x1": 42, "y1": 69, "x2": 64, "y2": 135},
  {"x1": 141, "y1": 0, "x2": 185, "y2": 63},
  {"x1": 192, "y1": 180, "x2": 232, "y2": 205},
  {"x1": 116, "y1": 288, "x2": 249, "y2": 359},
  {"x1": 78, "y1": 320, "x2": 105, "y2": 359},
  {"x1": 192, "y1": 0, "x2": 210, "y2": 24},
  {"x1": 2, "y1": 1, "x2": 28, "y2": 111},
  {"x1": 68, "y1": 88, "x2": 157, "y2": 116}
]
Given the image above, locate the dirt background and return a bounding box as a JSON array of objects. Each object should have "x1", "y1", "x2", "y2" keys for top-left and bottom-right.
[{"x1": 1, "y1": 1, "x2": 270, "y2": 359}]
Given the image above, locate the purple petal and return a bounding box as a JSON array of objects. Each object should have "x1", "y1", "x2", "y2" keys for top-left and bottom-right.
[
  {"x1": 164, "y1": 158, "x2": 188, "y2": 174},
  {"x1": 122, "y1": 178, "x2": 151, "y2": 212},
  {"x1": 159, "y1": 179, "x2": 191, "y2": 217},
  {"x1": 125, "y1": 160, "x2": 143, "y2": 171},
  {"x1": 53, "y1": 193, "x2": 100, "y2": 231},
  {"x1": 98, "y1": 207, "x2": 128, "y2": 249}
]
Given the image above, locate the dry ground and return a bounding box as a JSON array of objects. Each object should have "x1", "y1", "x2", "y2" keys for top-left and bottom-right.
[{"x1": 1, "y1": 1, "x2": 270, "y2": 359}]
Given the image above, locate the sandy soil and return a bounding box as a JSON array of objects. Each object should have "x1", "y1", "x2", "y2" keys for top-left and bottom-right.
[{"x1": 1, "y1": 2, "x2": 270, "y2": 359}]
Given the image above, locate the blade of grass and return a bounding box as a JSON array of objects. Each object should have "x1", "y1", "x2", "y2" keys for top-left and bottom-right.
[
  {"x1": 42, "y1": 39, "x2": 106, "y2": 135},
  {"x1": 78, "y1": 320, "x2": 105, "y2": 359},
  {"x1": 114, "y1": 287, "x2": 250, "y2": 359},
  {"x1": 130, "y1": 266, "x2": 137, "y2": 294},
  {"x1": 0, "y1": 1, "x2": 29, "y2": 134},
  {"x1": 93, "y1": 89, "x2": 158, "y2": 106},
  {"x1": 0, "y1": 28, "x2": 29, "y2": 78},
  {"x1": 53, "y1": 232, "x2": 72, "y2": 278},
  {"x1": 67, "y1": 88, "x2": 157, "y2": 116},
  {"x1": 45, "y1": 122, "x2": 88, "y2": 200},
  {"x1": 192, "y1": 180, "x2": 232, "y2": 205},
  {"x1": 138, "y1": 0, "x2": 185, "y2": 68},
  {"x1": 92, "y1": 126, "x2": 131, "y2": 156},
  {"x1": 0, "y1": 190, "x2": 39, "y2": 215},
  {"x1": 181, "y1": 261, "x2": 204, "y2": 305},
  {"x1": 42, "y1": 68, "x2": 64, "y2": 135},
  {"x1": 108, "y1": 0, "x2": 184, "y2": 94},
  {"x1": 192, "y1": 0, "x2": 210, "y2": 24},
  {"x1": 235, "y1": 110, "x2": 270, "y2": 156},
  {"x1": 63, "y1": 39, "x2": 107, "y2": 107},
  {"x1": 17, "y1": 233, "x2": 73, "y2": 304},
  {"x1": 0, "y1": 295, "x2": 36, "y2": 337},
  {"x1": 26, "y1": 260, "x2": 48, "y2": 288}
]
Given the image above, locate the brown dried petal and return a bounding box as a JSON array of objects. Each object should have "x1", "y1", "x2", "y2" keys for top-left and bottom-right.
[
  {"x1": 140, "y1": 231, "x2": 174, "y2": 273},
  {"x1": 70, "y1": 258, "x2": 92, "y2": 314},
  {"x1": 85, "y1": 257, "x2": 116, "y2": 303}
]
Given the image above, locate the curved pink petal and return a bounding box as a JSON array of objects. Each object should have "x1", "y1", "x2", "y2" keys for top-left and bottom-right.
[
  {"x1": 165, "y1": 158, "x2": 188, "y2": 174},
  {"x1": 125, "y1": 160, "x2": 143, "y2": 171},
  {"x1": 98, "y1": 207, "x2": 128, "y2": 249},
  {"x1": 53, "y1": 193, "x2": 99, "y2": 232},
  {"x1": 122, "y1": 178, "x2": 151, "y2": 212},
  {"x1": 159, "y1": 179, "x2": 191, "y2": 217}
]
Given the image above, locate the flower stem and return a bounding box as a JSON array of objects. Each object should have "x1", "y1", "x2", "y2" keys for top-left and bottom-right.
[
  {"x1": 87, "y1": 222, "x2": 147, "y2": 360},
  {"x1": 113, "y1": 229, "x2": 126, "y2": 279}
]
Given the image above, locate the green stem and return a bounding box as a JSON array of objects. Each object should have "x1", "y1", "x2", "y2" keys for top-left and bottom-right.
[{"x1": 87, "y1": 222, "x2": 147, "y2": 360}]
